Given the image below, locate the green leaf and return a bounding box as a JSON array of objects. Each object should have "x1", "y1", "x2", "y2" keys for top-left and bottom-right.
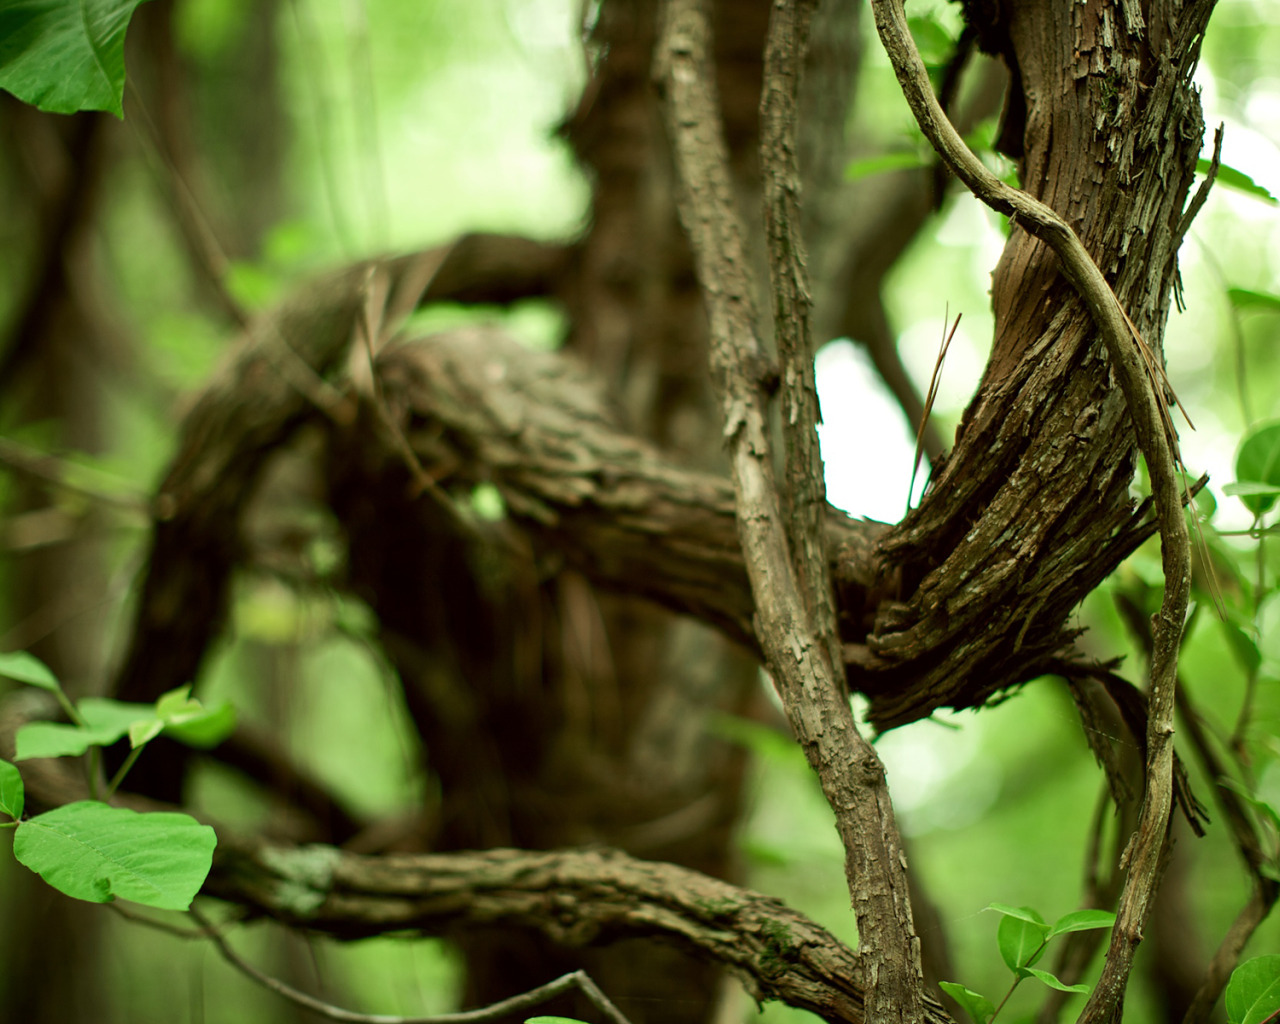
[
  {"x1": 996, "y1": 909, "x2": 1050, "y2": 971},
  {"x1": 0, "y1": 759, "x2": 24, "y2": 819},
  {"x1": 1223, "y1": 482, "x2": 1280, "y2": 499},
  {"x1": 79, "y1": 697, "x2": 156, "y2": 736},
  {"x1": 844, "y1": 151, "x2": 930, "y2": 182},
  {"x1": 1048, "y1": 909, "x2": 1117, "y2": 938},
  {"x1": 14, "y1": 721, "x2": 105, "y2": 760},
  {"x1": 1021, "y1": 966, "x2": 1090, "y2": 994},
  {"x1": 525, "y1": 1019, "x2": 594, "y2": 1024},
  {"x1": 986, "y1": 902, "x2": 1049, "y2": 927},
  {"x1": 1221, "y1": 619, "x2": 1263, "y2": 675},
  {"x1": 1199, "y1": 160, "x2": 1280, "y2": 205},
  {"x1": 163, "y1": 699, "x2": 235, "y2": 749},
  {"x1": 13, "y1": 802, "x2": 216, "y2": 910},
  {"x1": 128, "y1": 718, "x2": 164, "y2": 748},
  {"x1": 1234, "y1": 423, "x2": 1280, "y2": 515},
  {"x1": 1228, "y1": 288, "x2": 1280, "y2": 314},
  {"x1": 939, "y1": 982, "x2": 995, "y2": 1024},
  {"x1": 1220, "y1": 778, "x2": 1280, "y2": 834},
  {"x1": 1227, "y1": 955, "x2": 1280, "y2": 1024},
  {"x1": 154, "y1": 685, "x2": 197, "y2": 719},
  {"x1": 14, "y1": 696, "x2": 161, "y2": 759},
  {"x1": 0, "y1": 650, "x2": 61, "y2": 691},
  {"x1": 0, "y1": 0, "x2": 153, "y2": 118},
  {"x1": 907, "y1": 13, "x2": 955, "y2": 65}
]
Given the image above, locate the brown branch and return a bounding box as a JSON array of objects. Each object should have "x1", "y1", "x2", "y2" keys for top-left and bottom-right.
[
  {"x1": 656, "y1": 2, "x2": 925, "y2": 1019},
  {"x1": 372, "y1": 327, "x2": 881, "y2": 653},
  {"x1": 205, "y1": 838, "x2": 950, "y2": 1024},
  {"x1": 871, "y1": 6, "x2": 1191, "y2": 1018},
  {"x1": 1177, "y1": 688, "x2": 1280, "y2": 1022}
]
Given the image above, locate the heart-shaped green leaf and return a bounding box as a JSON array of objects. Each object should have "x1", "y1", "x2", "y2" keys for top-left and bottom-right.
[
  {"x1": 1227, "y1": 955, "x2": 1280, "y2": 1024},
  {"x1": 0, "y1": 0, "x2": 152, "y2": 117},
  {"x1": 13, "y1": 802, "x2": 215, "y2": 910}
]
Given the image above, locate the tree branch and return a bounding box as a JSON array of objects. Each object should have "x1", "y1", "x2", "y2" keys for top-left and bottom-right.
[
  {"x1": 656, "y1": 2, "x2": 925, "y2": 1018},
  {"x1": 205, "y1": 838, "x2": 950, "y2": 1024},
  {"x1": 870, "y1": 5, "x2": 1191, "y2": 1017}
]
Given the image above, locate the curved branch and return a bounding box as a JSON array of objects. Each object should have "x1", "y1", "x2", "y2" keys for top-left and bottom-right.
[
  {"x1": 870, "y1": 4, "x2": 1191, "y2": 1018},
  {"x1": 206, "y1": 838, "x2": 950, "y2": 1024}
]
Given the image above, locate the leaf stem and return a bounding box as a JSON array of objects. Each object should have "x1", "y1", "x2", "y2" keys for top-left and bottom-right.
[{"x1": 105, "y1": 744, "x2": 145, "y2": 800}]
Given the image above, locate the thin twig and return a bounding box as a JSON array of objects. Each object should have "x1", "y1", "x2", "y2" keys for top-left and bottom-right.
[
  {"x1": 870, "y1": 5, "x2": 1191, "y2": 1018},
  {"x1": 906, "y1": 310, "x2": 958, "y2": 513},
  {"x1": 188, "y1": 906, "x2": 633, "y2": 1024},
  {"x1": 0, "y1": 436, "x2": 151, "y2": 516}
]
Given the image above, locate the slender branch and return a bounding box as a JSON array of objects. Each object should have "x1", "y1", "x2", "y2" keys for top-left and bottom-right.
[
  {"x1": 761, "y1": 0, "x2": 838, "y2": 661},
  {"x1": 869, "y1": 5, "x2": 1191, "y2": 1019},
  {"x1": 1177, "y1": 688, "x2": 1280, "y2": 1022},
  {"x1": 189, "y1": 906, "x2": 633, "y2": 1024},
  {"x1": 656, "y1": 2, "x2": 925, "y2": 1019}
]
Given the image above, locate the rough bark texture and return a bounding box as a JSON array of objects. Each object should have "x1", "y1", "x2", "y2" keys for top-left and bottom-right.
[
  {"x1": 2, "y1": 0, "x2": 1233, "y2": 1020},
  {"x1": 849, "y1": 0, "x2": 1212, "y2": 735}
]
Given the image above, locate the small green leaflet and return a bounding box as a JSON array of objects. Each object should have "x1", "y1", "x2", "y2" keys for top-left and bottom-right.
[
  {"x1": 1227, "y1": 955, "x2": 1280, "y2": 1024},
  {"x1": 13, "y1": 802, "x2": 215, "y2": 910},
  {"x1": 0, "y1": 650, "x2": 61, "y2": 691},
  {"x1": 938, "y1": 981, "x2": 994, "y2": 1024},
  {"x1": 1198, "y1": 159, "x2": 1279, "y2": 205},
  {"x1": 997, "y1": 911, "x2": 1049, "y2": 971},
  {"x1": 1229, "y1": 288, "x2": 1280, "y2": 314},
  {"x1": 1020, "y1": 966, "x2": 1090, "y2": 994},
  {"x1": 1046, "y1": 908, "x2": 1116, "y2": 938},
  {"x1": 1232, "y1": 422, "x2": 1280, "y2": 515},
  {"x1": 15, "y1": 697, "x2": 147, "y2": 760},
  {"x1": 14, "y1": 688, "x2": 234, "y2": 760},
  {"x1": 0, "y1": 758, "x2": 24, "y2": 819},
  {"x1": 525, "y1": 1018, "x2": 594, "y2": 1024},
  {"x1": 0, "y1": 0, "x2": 153, "y2": 118},
  {"x1": 844, "y1": 151, "x2": 930, "y2": 182}
]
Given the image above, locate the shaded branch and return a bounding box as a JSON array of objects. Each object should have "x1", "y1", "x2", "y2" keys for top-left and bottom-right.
[{"x1": 206, "y1": 839, "x2": 950, "y2": 1024}]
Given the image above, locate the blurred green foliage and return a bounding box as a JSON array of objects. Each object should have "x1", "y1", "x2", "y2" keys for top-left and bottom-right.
[{"x1": 2, "y1": 0, "x2": 1280, "y2": 1021}]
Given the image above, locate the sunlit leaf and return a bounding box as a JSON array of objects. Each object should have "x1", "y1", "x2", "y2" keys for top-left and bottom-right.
[
  {"x1": 994, "y1": 908, "x2": 1049, "y2": 971},
  {"x1": 1021, "y1": 966, "x2": 1090, "y2": 994},
  {"x1": 844, "y1": 151, "x2": 929, "y2": 182},
  {"x1": 0, "y1": 0, "x2": 153, "y2": 117},
  {"x1": 1227, "y1": 955, "x2": 1280, "y2": 1024},
  {"x1": 1048, "y1": 909, "x2": 1116, "y2": 938},
  {"x1": 13, "y1": 802, "x2": 215, "y2": 910},
  {"x1": 907, "y1": 13, "x2": 955, "y2": 65},
  {"x1": 1199, "y1": 160, "x2": 1279, "y2": 205},
  {"x1": 1234, "y1": 423, "x2": 1280, "y2": 515},
  {"x1": 0, "y1": 650, "x2": 61, "y2": 692},
  {"x1": 939, "y1": 981, "x2": 995, "y2": 1024},
  {"x1": 986, "y1": 902, "x2": 1048, "y2": 926},
  {"x1": 525, "y1": 1018, "x2": 593, "y2": 1024},
  {"x1": 128, "y1": 718, "x2": 164, "y2": 748},
  {"x1": 1228, "y1": 288, "x2": 1280, "y2": 314},
  {"x1": 163, "y1": 700, "x2": 235, "y2": 749},
  {"x1": 0, "y1": 758, "x2": 24, "y2": 819}
]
